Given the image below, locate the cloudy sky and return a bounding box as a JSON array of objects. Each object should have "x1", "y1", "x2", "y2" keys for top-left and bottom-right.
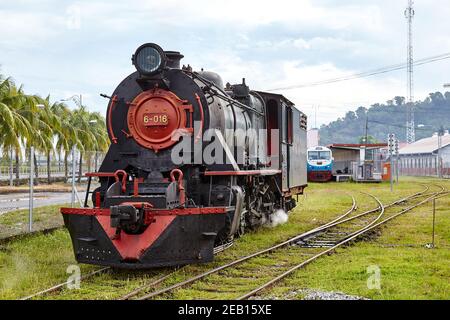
[{"x1": 1, "y1": 0, "x2": 450, "y2": 127}]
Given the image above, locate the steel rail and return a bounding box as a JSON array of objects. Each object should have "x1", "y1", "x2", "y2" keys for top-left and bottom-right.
[
  {"x1": 21, "y1": 240, "x2": 235, "y2": 301},
  {"x1": 303, "y1": 185, "x2": 428, "y2": 239},
  {"x1": 20, "y1": 267, "x2": 110, "y2": 300},
  {"x1": 118, "y1": 268, "x2": 182, "y2": 300},
  {"x1": 118, "y1": 241, "x2": 234, "y2": 300},
  {"x1": 237, "y1": 186, "x2": 446, "y2": 300},
  {"x1": 129, "y1": 184, "x2": 438, "y2": 300},
  {"x1": 117, "y1": 194, "x2": 357, "y2": 300},
  {"x1": 314, "y1": 195, "x2": 357, "y2": 230},
  {"x1": 136, "y1": 194, "x2": 386, "y2": 300},
  {"x1": 137, "y1": 186, "x2": 430, "y2": 300},
  {"x1": 119, "y1": 196, "x2": 353, "y2": 301},
  {"x1": 20, "y1": 184, "x2": 435, "y2": 300}
]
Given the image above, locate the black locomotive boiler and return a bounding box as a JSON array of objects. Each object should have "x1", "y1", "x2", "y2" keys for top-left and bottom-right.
[{"x1": 61, "y1": 43, "x2": 308, "y2": 268}]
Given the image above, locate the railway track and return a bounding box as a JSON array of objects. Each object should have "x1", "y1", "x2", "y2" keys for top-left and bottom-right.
[
  {"x1": 117, "y1": 186, "x2": 429, "y2": 300},
  {"x1": 20, "y1": 241, "x2": 235, "y2": 301},
  {"x1": 20, "y1": 184, "x2": 444, "y2": 300},
  {"x1": 20, "y1": 234, "x2": 236, "y2": 300},
  {"x1": 20, "y1": 267, "x2": 111, "y2": 300},
  {"x1": 20, "y1": 193, "x2": 356, "y2": 300},
  {"x1": 116, "y1": 193, "x2": 358, "y2": 300},
  {"x1": 122, "y1": 186, "x2": 434, "y2": 300},
  {"x1": 237, "y1": 184, "x2": 447, "y2": 300}
]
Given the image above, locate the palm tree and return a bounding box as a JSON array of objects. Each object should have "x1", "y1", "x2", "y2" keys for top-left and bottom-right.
[
  {"x1": 1, "y1": 73, "x2": 110, "y2": 187},
  {"x1": 52, "y1": 102, "x2": 79, "y2": 181},
  {"x1": 35, "y1": 95, "x2": 62, "y2": 184},
  {"x1": 25, "y1": 96, "x2": 50, "y2": 184},
  {"x1": 10, "y1": 91, "x2": 52, "y2": 185},
  {"x1": 70, "y1": 105, "x2": 97, "y2": 182},
  {"x1": 86, "y1": 111, "x2": 109, "y2": 174},
  {"x1": 0, "y1": 77, "x2": 32, "y2": 186}
]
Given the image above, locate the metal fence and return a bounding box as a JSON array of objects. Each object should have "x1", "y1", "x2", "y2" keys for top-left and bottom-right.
[
  {"x1": 334, "y1": 160, "x2": 386, "y2": 176},
  {"x1": 398, "y1": 157, "x2": 450, "y2": 179},
  {"x1": 0, "y1": 150, "x2": 106, "y2": 184},
  {"x1": 0, "y1": 149, "x2": 104, "y2": 239},
  {"x1": 400, "y1": 166, "x2": 450, "y2": 178}
]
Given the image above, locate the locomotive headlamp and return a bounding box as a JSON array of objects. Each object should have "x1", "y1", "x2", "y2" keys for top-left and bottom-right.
[{"x1": 132, "y1": 43, "x2": 166, "y2": 76}]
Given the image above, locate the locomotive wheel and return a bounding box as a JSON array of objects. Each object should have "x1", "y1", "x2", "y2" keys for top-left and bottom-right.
[
  {"x1": 215, "y1": 210, "x2": 234, "y2": 244},
  {"x1": 237, "y1": 209, "x2": 247, "y2": 237}
]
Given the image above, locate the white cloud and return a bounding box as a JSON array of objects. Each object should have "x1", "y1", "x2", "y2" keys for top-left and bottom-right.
[
  {"x1": 259, "y1": 60, "x2": 405, "y2": 125},
  {"x1": 0, "y1": 11, "x2": 62, "y2": 47},
  {"x1": 0, "y1": 0, "x2": 449, "y2": 127}
]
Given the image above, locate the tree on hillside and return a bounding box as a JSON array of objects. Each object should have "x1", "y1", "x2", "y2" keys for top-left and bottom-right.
[
  {"x1": 359, "y1": 135, "x2": 379, "y2": 144},
  {"x1": 319, "y1": 91, "x2": 450, "y2": 145}
]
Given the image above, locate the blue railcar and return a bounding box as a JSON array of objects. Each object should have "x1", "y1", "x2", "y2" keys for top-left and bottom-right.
[{"x1": 307, "y1": 146, "x2": 333, "y2": 182}]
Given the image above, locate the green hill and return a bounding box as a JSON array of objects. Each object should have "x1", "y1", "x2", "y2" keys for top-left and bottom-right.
[{"x1": 319, "y1": 92, "x2": 450, "y2": 144}]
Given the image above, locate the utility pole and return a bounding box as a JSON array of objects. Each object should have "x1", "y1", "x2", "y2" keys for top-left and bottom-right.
[
  {"x1": 364, "y1": 115, "x2": 369, "y2": 159},
  {"x1": 388, "y1": 134, "x2": 396, "y2": 192},
  {"x1": 405, "y1": 0, "x2": 415, "y2": 144},
  {"x1": 432, "y1": 198, "x2": 436, "y2": 248},
  {"x1": 394, "y1": 138, "x2": 400, "y2": 183},
  {"x1": 437, "y1": 126, "x2": 444, "y2": 178},
  {"x1": 71, "y1": 147, "x2": 76, "y2": 207},
  {"x1": 29, "y1": 147, "x2": 34, "y2": 232},
  {"x1": 365, "y1": 116, "x2": 369, "y2": 143}
]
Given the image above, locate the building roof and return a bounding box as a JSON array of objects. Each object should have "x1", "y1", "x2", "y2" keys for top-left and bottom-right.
[
  {"x1": 399, "y1": 134, "x2": 450, "y2": 155},
  {"x1": 328, "y1": 143, "x2": 387, "y2": 151}
]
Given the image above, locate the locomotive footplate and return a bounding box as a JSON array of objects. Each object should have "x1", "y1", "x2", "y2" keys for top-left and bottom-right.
[{"x1": 61, "y1": 205, "x2": 231, "y2": 269}]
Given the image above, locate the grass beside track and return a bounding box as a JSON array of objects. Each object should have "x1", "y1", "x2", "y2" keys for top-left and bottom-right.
[
  {"x1": 265, "y1": 182, "x2": 450, "y2": 300},
  {"x1": 0, "y1": 177, "x2": 448, "y2": 300},
  {"x1": 0, "y1": 204, "x2": 67, "y2": 240}
]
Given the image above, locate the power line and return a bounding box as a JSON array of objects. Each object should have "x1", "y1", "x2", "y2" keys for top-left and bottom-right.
[
  {"x1": 368, "y1": 119, "x2": 440, "y2": 132},
  {"x1": 267, "y1": 52, "x2": 450, "y2": 91}
]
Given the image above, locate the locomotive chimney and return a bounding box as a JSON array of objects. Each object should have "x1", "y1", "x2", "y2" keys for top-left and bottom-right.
[{"x1": 165, "y1": 51, "x2": 184, "y2": 69}]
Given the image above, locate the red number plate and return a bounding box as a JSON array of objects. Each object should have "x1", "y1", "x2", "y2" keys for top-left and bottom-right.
[{"x1": 143, "y1": 113, "x2": 168, "y2": 126}]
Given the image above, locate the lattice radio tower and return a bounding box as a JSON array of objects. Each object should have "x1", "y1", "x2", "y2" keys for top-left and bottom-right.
[{"x1": 405, "y1": 0, "x2": 415, "y2": 143}]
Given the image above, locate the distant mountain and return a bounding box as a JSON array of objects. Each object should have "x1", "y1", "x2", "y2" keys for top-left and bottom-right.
[{"x1": 319, "y1": 92, "x2": 450, "y2": 145}]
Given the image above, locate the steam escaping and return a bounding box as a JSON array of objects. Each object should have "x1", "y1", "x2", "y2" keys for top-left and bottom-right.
[{"x1": 268, "y1": 209, "x2": 289, "y2": 228}]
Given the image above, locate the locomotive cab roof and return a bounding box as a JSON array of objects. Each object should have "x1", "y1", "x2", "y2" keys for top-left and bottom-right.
[{"x1": 255, "y1": 91, "x2": 295, "y2": 107}]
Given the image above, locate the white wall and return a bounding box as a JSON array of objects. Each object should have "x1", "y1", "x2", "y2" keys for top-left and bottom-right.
[{"x1": 307, "y1": 129, "x2": 319, "y2": 149}]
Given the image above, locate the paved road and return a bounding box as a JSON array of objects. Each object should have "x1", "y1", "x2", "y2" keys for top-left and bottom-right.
[{"x1": 0, "y1": 192, "x2": 73, "y2": 215}]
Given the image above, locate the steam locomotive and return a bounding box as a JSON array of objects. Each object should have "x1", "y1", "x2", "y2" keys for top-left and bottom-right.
[{"x1": 61, "y1": 43, "x2": 308, "y2": 268}]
